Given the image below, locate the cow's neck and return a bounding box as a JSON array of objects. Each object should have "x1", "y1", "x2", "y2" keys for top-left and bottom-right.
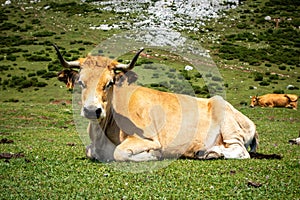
[
  {"x1": 99, "y1": 89, "x2": 114, "y2": 132},
  {"x1": 88, "y1": 121, "x2": 116, "y2": 161},
  {"x1": 99, "y1": 90, "x2": 122, "y2": 145}
]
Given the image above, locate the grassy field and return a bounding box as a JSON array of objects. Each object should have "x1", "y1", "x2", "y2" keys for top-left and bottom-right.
[
  {"x1": 0, "y1": 0, "x2": 299, "y2": 199},
  {"x1": 0, "y1": 103, "x2": 299, "y2": 199}
]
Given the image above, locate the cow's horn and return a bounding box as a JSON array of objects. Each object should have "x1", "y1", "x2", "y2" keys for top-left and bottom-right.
[
  {"x1": 116, "y1": 48, "x2": 144, "y2": 71},
  {"x1": 53, "y1": 44, "x2": 80, "y2": 69}
]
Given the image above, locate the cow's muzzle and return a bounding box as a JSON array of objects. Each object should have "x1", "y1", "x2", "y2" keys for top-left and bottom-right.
[{"x1": 83, "y1": 105, "x2": 102, "y2": 119}]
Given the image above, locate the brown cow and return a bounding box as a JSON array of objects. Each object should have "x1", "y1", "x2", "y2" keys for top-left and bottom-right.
[
  {"x1": 250, "y1": 94, "x2": 298, "y2": 110},
  {"x1": 54, "y1": 44, "x2": 259, "y2": 162}
]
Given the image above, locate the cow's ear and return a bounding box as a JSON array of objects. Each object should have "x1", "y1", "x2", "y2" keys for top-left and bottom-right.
[
  {"x1": 57, "y1": 69, "x2": 79, "y2": 89},
  {"x1": 114, "y1": 71, "x2": 138, "y2": 87},
  {"x1": 108, "y1": 60, "x2": 120, "y2": 71},
  {"x1": 57, "y1": 70, "x2": 69, "y2": 84}
]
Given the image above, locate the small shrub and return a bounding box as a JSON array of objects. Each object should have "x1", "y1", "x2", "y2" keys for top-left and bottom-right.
[
  {"x1": 36, "y1": 69, "x2": 47, "y2": 76},
  {"x1": 212, "y1": 76, "x2": 223, "y2": 82},
  {"x1": 279, "y1": 65, "x2": 286, "y2": 70},
  {"x1": 237, "y1": 23, "x2": 248, "y2": 29},
  {"x1": 69, "y1": 50, "x2": 79, "y2": 54},
  {"x1": 41, "y1": 72, "x2": 56, "y2": 79},
  {"x1": 194, "y1": 73, "x2": 202, "y2": 78},
  {"x1": 31, "y1": 77, "x2": 38, "y2": 82},
  {"x1": 273, "y1": 90, "x2": 284, "y2": 94},
  {"x1": 48, "y1": 63, "x2": 62, "y2": 71},
  {"x1": 269, "y1": 74, "x2": 279, "y2": 80},
  {"x1": 26, "y1": 55, "x2": 51, "y2": 62},
  {"x1": 144, "y1": 65, "x2": 157, "y2": 70},
  {"x1": 28, "y1": 72, "x2": 36, "y2": 77},
  {"x1": 152, "y1": 73, "x2": 159, "y2": 78},
  {"x1": 205, "y1": 73, "x2": 212, "y2": 78},
  {"x1": 6, "y1": 54, "x2": 17, "y2": 61},
  {"x1": 265, "y1": 63, "x2": 272, "y2": 67},
  {"x1": 83, "y1": 41, "x2": 94, "y2": 45},
  {"x1": 0, "y1": 65, "x2": 10, "y2": 71},
  {"x1": 31, "y1": 19, "x2": 40, "y2": 24},
  {"x1": 33, "y1": 31, "x2": 55, "y2": 37},
  {"x1": 254, "y1": 72, "x2": 263, "y2": 81},
  {"x1": 35, "y1": 82, "x2": 48, "y2": 87},
  {"x1": 239, "y1": 101, "x2": 248, "y2": 106},
  {"x1": 0, "y1": 22, "x2": 19, "y2": 31},
  {"x1": 167, "y1": 72, "x2": 176, "y2": 79},
  {"x1": 4, "y1": 98, "x2": 19, "y2": 103},
  {"x1": 19, "y1": 80, "x2": 33, "y2": 89},
  {"x1": 259, "y1": 81, "x2": 270, "y2": 86}
]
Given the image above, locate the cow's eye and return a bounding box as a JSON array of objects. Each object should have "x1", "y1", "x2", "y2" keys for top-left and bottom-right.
[
  {"x1": 104, "y1": 80, "x2": 114, "y2": 90},
  {"x1": 78, "y1": 80, "x2": 86, "y2": 88}
]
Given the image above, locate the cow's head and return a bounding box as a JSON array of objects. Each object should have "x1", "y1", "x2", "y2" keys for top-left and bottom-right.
[
  {"x1": 249, "y1": 95, "x2": 259, "y2": 108},
  {"x1": 53, "y1": 44, "x2": 143, "y2": 120}
]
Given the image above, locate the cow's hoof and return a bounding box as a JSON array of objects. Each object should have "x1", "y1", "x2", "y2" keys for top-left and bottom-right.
[
  {"x1": 204, "y1": 151, "x2": 224, "y2": 160},
  {"x1": 86, "y1": 145, "x2": 94, "y2": 159},
  {"x1": 194, "y1": 150, "x2": 206, "y2": 159}
]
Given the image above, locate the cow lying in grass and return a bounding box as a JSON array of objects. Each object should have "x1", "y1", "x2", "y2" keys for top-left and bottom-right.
[
  {"x1": 250, "y1": 94, "x2": 298, "y2": 110},
  {"x1": 54, "y1": 44, "x2": 260, "y2": 162}
]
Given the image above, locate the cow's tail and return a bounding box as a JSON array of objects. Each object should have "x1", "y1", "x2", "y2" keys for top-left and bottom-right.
[{"x1": 249, "y1": 131, "x2": 259, "y2": 153}]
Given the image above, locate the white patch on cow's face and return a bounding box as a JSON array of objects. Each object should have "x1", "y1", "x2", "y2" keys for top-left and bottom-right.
[{"x1": 78, "y1": 66, "x2": 108, "y2": 120}]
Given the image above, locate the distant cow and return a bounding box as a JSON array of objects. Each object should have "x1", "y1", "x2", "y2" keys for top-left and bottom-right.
[
  {"x1": 54, "y1": 44, "x2": 259, "y2": 162},
  {"x1": 250, "y1": 94, "x2": 298, "y2": 110}
]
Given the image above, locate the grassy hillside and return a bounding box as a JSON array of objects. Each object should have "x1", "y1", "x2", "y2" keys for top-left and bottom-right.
[
  {"x1": 0, "y1": 0, "x2": 299, "y2": 104},
  {"x1": 0, "y1": 0, "x2": 299, "y2": 199},
  {"x1": 197, "y1": 0, "x2": 300, "y2": 105}
]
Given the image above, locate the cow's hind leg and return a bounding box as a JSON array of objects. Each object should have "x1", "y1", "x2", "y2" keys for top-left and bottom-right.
[
  {"x1": 198, "y1": 139, "x2": 250, "y2": 159},
  {"x1": 114, "y1": 134, "x2": 162, "y2": 162}
]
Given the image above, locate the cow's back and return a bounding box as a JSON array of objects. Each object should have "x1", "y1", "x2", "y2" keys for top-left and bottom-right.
[{"x1": 259, "y1": 94, "x2": 289, "y2": 107}]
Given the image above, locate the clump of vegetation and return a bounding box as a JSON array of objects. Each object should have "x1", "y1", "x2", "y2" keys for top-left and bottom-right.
[
  {"x1": 259, "y1": 81, "x2": 270, "y2": 86},
  {"x1": 0, "y1": 65, "x2": 10, "y2": 71},
  {"x1": 253, "y1": 72, "x2": 263, "y2": 81},
  {"x1": 47, "y1": 61, "x2": 62, "y2": 71},
  {"x1": 278, "y1": 65, "x2": 286, "y2": 70},
  {"x1": 273, "y1": 89, "x2": 284, "y2": 94},
  {"x1": 33, "y1": 31, "x2": 56, "y2": 37},
  {"x1": 49, "y1": 2, "x2": 97, "y2": 16},
  {"x1": 26, "y1": 55, "x2": 52, "y2": 62},
  {"x1": 2, "y1": 75, "x2": 49, "y2": 90}
]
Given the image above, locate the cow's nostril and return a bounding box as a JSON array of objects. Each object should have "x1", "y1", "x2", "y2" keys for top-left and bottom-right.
[
  {"x1": 95, "y1": 108, "x2": 102, "y2": 118},
  {"x1": 83, "y1": 106, "x2": 101, "y2": 119},
  {"x1": 83, "y1": 107, "x2": 90, "y2": 113}
]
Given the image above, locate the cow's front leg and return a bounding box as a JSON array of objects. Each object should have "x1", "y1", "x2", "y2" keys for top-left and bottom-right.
[
  {"x1": 114, "y1": 134, "x2": 162, "y2": 162},
  {"x1": 86, "y1": 144, "x2": 94, "y2": 159},
  {"x1": 86, "y1": 122, "x2": 116, "y2": 162}
]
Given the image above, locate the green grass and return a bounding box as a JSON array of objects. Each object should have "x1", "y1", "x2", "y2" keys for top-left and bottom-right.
[
  {"x1": 0, "y1": 0, "x2": 300, "y2": 199},
  {"x1": 0, "y1": 103, "x2": 299, "y2": 199}
]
